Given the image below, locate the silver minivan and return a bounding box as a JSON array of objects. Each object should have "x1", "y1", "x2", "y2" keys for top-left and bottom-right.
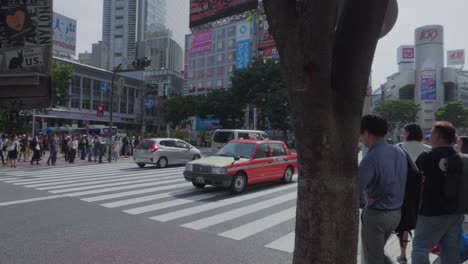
[
  {"x1": 134, "y1": 138, "x2": 202, "y2": 168},
  {"x1": 210, "y1": 129, "x2": 269, "y2": 154}
]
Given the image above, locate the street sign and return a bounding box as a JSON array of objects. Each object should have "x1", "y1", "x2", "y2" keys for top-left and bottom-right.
[
  {"x1": 100, "y1": 82, "x2": 109, "y2": 92},
  {"x1": 145, "y1": 99, "x2": 154, "y2": 109}
]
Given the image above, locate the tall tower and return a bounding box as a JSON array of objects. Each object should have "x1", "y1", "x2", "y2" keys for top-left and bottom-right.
[{"x1": 414, "y1": 25, "x2": 444, "y2": 132}]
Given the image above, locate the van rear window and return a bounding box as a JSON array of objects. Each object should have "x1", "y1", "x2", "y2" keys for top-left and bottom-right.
[{"x1": 213, "y1": 132, "x2": 234, "y2": 143}]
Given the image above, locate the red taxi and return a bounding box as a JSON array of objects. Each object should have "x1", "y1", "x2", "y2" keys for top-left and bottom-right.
[{"x1": 183, "y1": 139, "x2": 298, "y2": 194}]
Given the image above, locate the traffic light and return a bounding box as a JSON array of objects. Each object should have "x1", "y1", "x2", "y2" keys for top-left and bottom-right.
[
  {"x1": 97, "y1": 105, "x2": 104, "y2": 117},
  {"x1": 132, "y1": 57, "x2": 152, "y2": 69}
]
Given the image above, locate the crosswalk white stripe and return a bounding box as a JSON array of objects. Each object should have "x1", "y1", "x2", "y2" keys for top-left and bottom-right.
[
  {"x1": 123, "y1": 191, "x2": 227, "y2": 215},
  {"x1": 28, "y1": 171, "x2": 181, "y2": 189},
  {"x1": 150, "y1": 184, "x2": 297, "y2": 222},
  {"x1": 0, "y1": 195, "x2": 66, "y2": 206},
  {"x1": 265, "y1": 232, "x2": 295, "y2": 253},
  {"x1": 50, "y1": 176, "x2": 184, "y2": 194},
  {"x1": 10, "y1": 169, "x2": 182, "y2": 185},
  {"x1": 3, "y1": 163, "x2": 132, "y2": 177},
  {"x1": 4, "y1": 166, "x2": 184, "y2": 183},
  {"x1": 81, "y1": 182, "x2": 190, "y2": 202},
  {"x1": 64, "y1": 178, "x2": 186, "y2": 197},
  {"x1": 37, "y1": 174, "x2": 180, "y2": 192},
  {"x1": 101, "y1": 188, "x2": 201, "y2": 208},
  {"x1": 218, "y1": 207, "x2": 296, "y2": 240},
  {"x1": 181, "y1": 192, "x2": 297, "y2": 230}
]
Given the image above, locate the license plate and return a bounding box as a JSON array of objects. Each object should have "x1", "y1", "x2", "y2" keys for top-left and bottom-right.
[{"x1": 196, "y1": 177, "x2": 205, "y2": 184}]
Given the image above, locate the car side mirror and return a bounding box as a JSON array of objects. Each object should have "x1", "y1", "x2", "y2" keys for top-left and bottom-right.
[{"x1": 234, "y1": 156, "x2": 240, "y2": 161}]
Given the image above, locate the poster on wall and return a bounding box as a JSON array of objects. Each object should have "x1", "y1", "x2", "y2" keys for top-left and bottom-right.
[
  {"x1": 189, "y1": 30, "x2": 212, "y2": 55},
  {"x1": 235, "y1": 21, "x2": 251, "y2": 69},
  {"x1": 190, "y1": 0, "x2": 258, "y2": 28},
  {"x1": 421, "y1": 70, "x2": 436, "y2": 100}
]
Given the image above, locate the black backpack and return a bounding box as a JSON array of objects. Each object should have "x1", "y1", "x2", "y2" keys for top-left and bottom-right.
[
  {"x1": 395, "y1": 148, "x2": 424, "y2": 247},
  {"x1": 440, "y1": 152, "x2": 468, "y2": 214}
]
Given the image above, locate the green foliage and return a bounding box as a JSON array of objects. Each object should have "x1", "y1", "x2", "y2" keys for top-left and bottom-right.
[
  {"x1": 52, "y1": 61, "x2": 74, "y2": 107},
  {"x1": 163, "y1": 96, "x2": 200, "y2": 128},
  {"x1": 199, "y1": 89, "x2": 245, "y2": 128},
  {"x1": 375, "y1": 100, "x2": 421, "y2": 123},
  {"x1": 435, "y1": 101, "x2": 468, "y2": 128},
  {"x1": 172, "y1": 130, "x2": 189, "y2": 141}
]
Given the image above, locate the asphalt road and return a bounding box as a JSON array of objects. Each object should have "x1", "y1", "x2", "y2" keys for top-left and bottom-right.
[{"x1": 0, "y1": 162, "x2": 294, "y2": 264}]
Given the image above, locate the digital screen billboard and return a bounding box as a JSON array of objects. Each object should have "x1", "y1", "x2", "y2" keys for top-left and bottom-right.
[{"x1": 190, "y1": 0, "x2": 258, "y2": 28}]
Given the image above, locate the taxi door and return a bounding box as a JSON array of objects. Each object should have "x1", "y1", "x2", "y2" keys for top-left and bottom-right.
[
  {"x1": 247, "y1": 143, "x2": 275, "y2": 184},
  {"x1": 268, "y1": 142, "x2": 290, "y2": 181}
]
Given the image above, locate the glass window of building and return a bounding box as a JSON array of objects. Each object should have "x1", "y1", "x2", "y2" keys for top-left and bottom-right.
[
  {"x1": 217, "y1": 66, "x2": 224, "y2": 77},
  {"x1": 207, "y1": 80, "x2": 212, "y2": 89},
  {"x1": 216, "y1": 54, "x2": 224, "y2": 64},
  {"x1": 197, "y1": 70, "x2": 204, "y2": 78},
  {"x1": 82, "y1": 78, "x2": 92, "y2": 110},
  {"x1": 208, "y1": 55, "x2": 215, "y2": 64},
  {"x1": 198, "y1": 81, "x2": 203, "y2": 89},
  {"x1": 217, "y1": 41, "x2": 224, "y2": 51},
  {"x1": 217, "y1": 29, "x2": 225, "y2": 40},
  {"x1": 188, "y1": 71, "x2": 194, "y2": 79},
  {"x1": 128, "y1": 88, "x2": 134, "y2": 114},
  {"x1": 227, "y1": 26, "x2": 235, "y2": 37},
  {"x1": 207, "y1": 68, "x2": 214, "y2": 77},
  {"x1": 197, "y1": 58, "x2": 205, "y2": 67},
  {"x1": 228, "y1": 65, "x2": 234, "y2": 74},
  {"x1": 227, "y1": 39, "x2": 235, "y2": 48},
  {"x1": 216, "y1": 79, "x2": 222, "y2": 88},
  {"x1": 228, "y1": 52, "x2": 234, "y2": 62}
]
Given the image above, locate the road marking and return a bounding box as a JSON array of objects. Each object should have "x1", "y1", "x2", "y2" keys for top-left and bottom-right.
[
  {"x1": 150, "y1": 184, "x2": 297, "y2": 222},
  {"x1": 265, "y1": 232, "x2": 295, "y2": 253},
  {"x1": 101, "y1": 188, "x2": 201, "y2": 208},
  {"x1": 123, "y1": 191, "x2": 226, "y2": 215},
  {"x1": 219, "y1": 207, "x2": 296, "y2": 240},
  {"x1": 0, "y1": 195, "x2": 65, "y2": 206},
  {"x1": 81, "y1": 182, "x2": 190, "y2": 202},
  {"x1": 182, "y1": 192, "x2": 297, "y2": 230},
  {"x1": 63, "y1": 178, "x2": 186, "y2": 197}
]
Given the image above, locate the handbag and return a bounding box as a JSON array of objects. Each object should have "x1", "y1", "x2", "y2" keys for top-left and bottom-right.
[{"x1": 35, "y1": 144, "x2": 40, "y2": 150}]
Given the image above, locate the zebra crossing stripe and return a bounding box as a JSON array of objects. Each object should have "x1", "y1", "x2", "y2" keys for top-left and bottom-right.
[
  {"x1": 219, "y1": 207, "x2": 296, "y2": 240},
  {"x1": 30, "y1": 171, "x2": 182, "y2": 190},
  {"x1": 101, "y1": 188, "x2": 204, "y2": 208},
  {"x1": 63, "y1": 178, "x2": 185, "y2": 197},
  {"x1": 123, "y1": 191, "x2": 227, "y2": 215},
  {"x1": 182, "y1": 192, "x2": 297, "y2": 230},
  {"x1": 81, "y1": 182, "x2": 190, "y2": 202},
  {"x1": 265, "y1": 232, "x2": 295, "y2": 253},
  {"x1": 4, "y1": 163, "x2": 131, "y2": 177},
  {"x1": 43, "y1": 174, "x2": 181, "y2": 193},
  {"x1": 150, "y1": 184, "x2": 297, "y2": 222}
]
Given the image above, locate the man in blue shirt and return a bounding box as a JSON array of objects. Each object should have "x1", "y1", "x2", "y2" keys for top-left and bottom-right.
[{"x1": 359, "y1": 115, "x2": 407, "y2": 264}]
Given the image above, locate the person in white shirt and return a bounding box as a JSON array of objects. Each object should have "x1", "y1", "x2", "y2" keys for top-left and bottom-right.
[
  {"x1": 396, "y1": 123, "x2": 431, "y2": 264},
  {"x1": 69, "y1": 136, "x2": 79, "y2": 164}
]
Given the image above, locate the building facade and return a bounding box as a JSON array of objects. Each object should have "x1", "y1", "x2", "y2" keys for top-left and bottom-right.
[{"x1": 374, "y1": 25, "x2": 467, "y2": 131}]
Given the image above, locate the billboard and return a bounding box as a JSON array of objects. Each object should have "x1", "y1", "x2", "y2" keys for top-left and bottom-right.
[
  {"x1": 447, "y1": 49, "x2": 465, "y2": 66},
  {"x1": 421, "y1": 70, "x2": 436, "y2": 100},
  {"x1": 188, "y1": 30, "x2": 212, "y2": 55},
  {"x1": 415, "y1": 25, "x2": 444, "y2": 46},
  {"x1": 0, "y1": 0, "x2": 53, "y2": 109},
  {"x1": 235, "y1": 21, "x2": 251, "y2": 69},
  {"x1": 397, "y1": 45, "x2": 414, "y2": 64},
  {"x1": 190, "y1": 0, "x2": 258, "y2": 28},
  {"x1": 53, "y1": 12, "x2": 77, "y2": 56}
]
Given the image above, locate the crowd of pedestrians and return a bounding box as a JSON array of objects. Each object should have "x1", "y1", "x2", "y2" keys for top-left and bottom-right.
[
  {"x1": 359, "y1": 115, "x2": 468, "y2": 264},
  {"x1": 0, "y1": 132, "x2": 141, "y2": 169}
]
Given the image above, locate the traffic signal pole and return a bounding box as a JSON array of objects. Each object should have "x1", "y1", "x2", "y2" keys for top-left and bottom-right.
[{"x1": 108, "y1": 63, "x2": 122, "y2": 163}]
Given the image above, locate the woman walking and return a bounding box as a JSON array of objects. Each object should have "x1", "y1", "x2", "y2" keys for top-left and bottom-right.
[{"x1": 7, "y1": 134, "x2": 20, "y2": 168}]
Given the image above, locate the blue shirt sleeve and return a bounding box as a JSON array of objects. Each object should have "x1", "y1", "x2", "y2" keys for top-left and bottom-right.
[{"x1": 359, "y1": 157, "x2": 375, "y2": 208}]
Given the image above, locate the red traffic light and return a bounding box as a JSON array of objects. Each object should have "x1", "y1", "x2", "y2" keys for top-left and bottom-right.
[{"x1": 98, "y1": 105, "x2": 103, "y2": 111}]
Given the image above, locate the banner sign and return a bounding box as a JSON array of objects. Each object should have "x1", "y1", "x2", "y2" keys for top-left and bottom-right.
[
  {"x1": 397, "y1": 45, "x2": 414, "y2": 64},
  {"x1": 0, "y1": 0, "x2": 53, "y2": 74},
  {"x1": 235, "y1": 22, "x2": 251, "y2": 69},
  {"x1": 421, "y1": 70, "x2": 436, "y2": 100},
  {"x1": 189, "y1": 30, "x2": 212, "y2": 55},
  {"x1": 190, "y1": 0, "x2": 258, "y2": 28},
  {"x1": 52, "y1": 12, "x2": 76, "y2": 56}
]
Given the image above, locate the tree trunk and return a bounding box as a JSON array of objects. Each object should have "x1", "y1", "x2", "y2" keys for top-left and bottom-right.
[{"x1": 263, "y1": 1, "x2": 390, "y2": 263}]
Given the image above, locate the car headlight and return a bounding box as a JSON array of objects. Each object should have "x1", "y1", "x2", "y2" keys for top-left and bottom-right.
[
  {"x1": 211, "y1": 167, "x2": 227, "y2": 175},
  {"x1": 185, "y1": 164, "x2": 193, "y2": 171}
]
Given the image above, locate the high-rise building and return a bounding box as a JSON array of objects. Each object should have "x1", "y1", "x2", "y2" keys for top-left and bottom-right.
[{"x1": 101, "y1": 0, "x2": 189, "y2": 71}]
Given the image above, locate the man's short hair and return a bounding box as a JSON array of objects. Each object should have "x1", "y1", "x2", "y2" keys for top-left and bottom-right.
[
  {"x1": 404, "y1": 123, "x2": 424, "y2": 141},
  {"x1": 361, "y1": 115, "x2": 388, "y2": 137},
  {"x1": 433, "y1": 121, "x2": 456, "y2": 144}
]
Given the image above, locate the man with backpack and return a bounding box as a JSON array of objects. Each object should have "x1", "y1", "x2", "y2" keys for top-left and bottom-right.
[
  {"x1": 359, "y1": 115, "x2": 408, "y2": 264},
  {"x1": 412, "y1": 121, "x2": 466, "y2": 264}
]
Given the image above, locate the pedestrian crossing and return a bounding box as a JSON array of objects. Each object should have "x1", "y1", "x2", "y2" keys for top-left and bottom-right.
[{"x1": 0, "y1": 163, "x2": 439, "y2": 262}]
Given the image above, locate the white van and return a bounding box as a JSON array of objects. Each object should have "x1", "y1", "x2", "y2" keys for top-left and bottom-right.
[{"x1": 210, "y1": 129, "x2": 269, "y2": 154}]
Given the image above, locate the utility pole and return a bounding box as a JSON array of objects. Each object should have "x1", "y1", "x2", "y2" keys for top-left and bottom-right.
[
  {"x1": 32, "y1": 109, "x2": 36, "y2": 136},
  {"x1": 108, "y1": 63, "x2": 122, "y2": 163}
]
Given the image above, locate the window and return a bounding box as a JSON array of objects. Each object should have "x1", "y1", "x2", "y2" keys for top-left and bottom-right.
[
  {"x1": 115, "y1": 16, "x2": 124, "y2": 20},
  {"x1": 114, "y1": 34, "x2": 123, "y2": 38},
  {"x1": 197, "y1": 58, "x2": 205, "y2": 67},
  {"x1": 227, "y1": 39, "x2": 235, "y2": 48},
  {"x1": 206, "y1": 68, "x2": 214, "y2": 77},
  {"x1": 216, "y1": 54, "x2": 224, "y2": 64},
  {"x1": 255, "y1": 144, "x2": 270, "y2": 159},
  {"x1": 227, "y1": 26, "x2": 235, "y2": 37},
  {"x1": 197, "y1": 70, "x2": 204, "y2": 78},
  {"x1": 188, "y1": 71, "x2": 194, "y2": 79},
  {"x1": 228, "y1": 52, "x2": 234, "y2": 62},
  {"x1": 217, "y1": 29, "x2": 225, "y2": 39},
  {"x1": 217, "y1": 66, "x2": 224, "y2": 76},
  {"x1": 270, "y1": 143, "x2": 286, "y2": 157},
  {"x1": 216, "y1": 79, "x2": 223, "y2": 87},
  {"x1": 206, "y1": 80, "x2": 212, "y2": 89},
  {"x1": 228, "y1": 65, "x2": 234, "y2": 74},
  {"x1": 208, "y1": 56, "x2": 215, "y2": 64},
  {"x1": 175, "y1": 140, "x2": 190, "y2": 149},
  {"x1": 217, "y1": 41, "x2": 224, "y2": 51},
  {"x1": 116, "y1": 6, "x2": 124, "y2": 10},
  {"x1": 213, "y1": 131, "x2": 234, "y2": 143},
  {"x1": 160, "y1": 140, "x2": 176, "y2": 147}
]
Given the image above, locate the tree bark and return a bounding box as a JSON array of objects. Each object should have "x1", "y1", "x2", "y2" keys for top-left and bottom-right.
[{"x1": 263, "y1": 1, "x2": 390, "y2": 263}]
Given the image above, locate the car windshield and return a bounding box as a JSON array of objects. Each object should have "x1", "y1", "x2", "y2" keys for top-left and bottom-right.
[{"x1": 215, "y1": 142, "x2": 256, "y2": 159}]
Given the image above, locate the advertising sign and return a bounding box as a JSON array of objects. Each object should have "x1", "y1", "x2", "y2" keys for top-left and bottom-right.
[
  {"x1": 415, "y1": 25, "x2": 443, "y2": 46},
  {"x1": 397, "y1": 45, "x2": 414, "y2": 64},
  {"x1": 193, "y1": 115, "x2": 221, "y2": 131},
  {"x1": 52, "y1": 12, "x2": 76, "y2": 56},
  {"x1": 235, "y1": 21, "x2": 251, "y2": 69},
  {"x1": 447, "y1": 49, "x2": 465, "y2": 66},
  {"x1": 189, "y1": 30, "x2": 212, "y2": 55},
  {"x1": 190, "y1": 0, "x2": 258, "y2": 28},
  {"x1": 421, "y1": 70, "x2": 436, "y2": 100},
  {"x1": 0, "y1": 0, "x2": 53, "y2": 109},
  {"x1": 100, "y1": 81, "x2": 109, "y2": 92}
]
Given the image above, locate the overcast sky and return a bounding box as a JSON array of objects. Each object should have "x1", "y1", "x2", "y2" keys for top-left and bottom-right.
[{"x1": 54, "y1": 0, "x2": 468, "y2": 89}]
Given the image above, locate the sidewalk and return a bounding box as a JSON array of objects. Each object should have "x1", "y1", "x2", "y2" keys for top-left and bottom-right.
[{"x1": 0, "y1": 151, "x2": 133, "y2": 172}]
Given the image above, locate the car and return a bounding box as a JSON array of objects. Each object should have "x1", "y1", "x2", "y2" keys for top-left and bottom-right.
[
  {"x1": 210, "y1": 129, "x2": 269, "y2": 154},
  {"x1": 134, "y1": 138, "x2": 202, "y2": 168},
  {"x1": 184, "y1": 139, "x2": 298, "y2": 194}
]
